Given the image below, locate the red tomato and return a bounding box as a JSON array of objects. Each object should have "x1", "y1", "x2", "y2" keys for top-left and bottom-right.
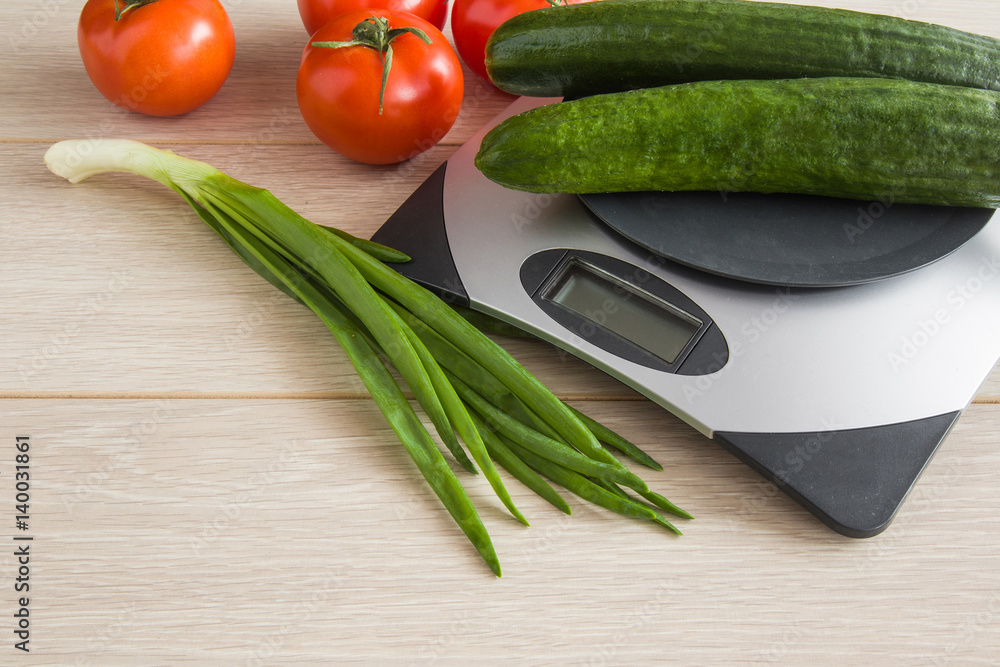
[
  {"x1": 297, "y1": 0, "x2": 449, "y2": 35},
  {"x1": 451, "y1": 0, "x2": 591, "y2": 84},
  {"x1": 296, "y1": 11, "x2": 464, "y2": 165},
  {"x1": 77, "y1": 0, "x2": 235, "y2": 117}
]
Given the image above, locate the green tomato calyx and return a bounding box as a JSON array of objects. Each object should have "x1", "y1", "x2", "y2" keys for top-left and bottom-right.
[
  {"x1": 114, "y1": 0, "x2": 160, "y2": 21},
  {"x1": 312, "y1": 16, "x2": 432, "y2": 115}
]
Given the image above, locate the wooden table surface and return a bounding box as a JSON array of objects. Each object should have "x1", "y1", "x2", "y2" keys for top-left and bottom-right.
[{"x1": 3, "y1": 1, "x2": 1000, "y2": 664}]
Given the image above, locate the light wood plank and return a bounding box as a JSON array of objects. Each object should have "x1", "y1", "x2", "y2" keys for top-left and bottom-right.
[
  {"x1": 0, "y1": 398, "x2": 997, "y2": 664},
  {"x1": 0, "y1": 141, "x2": 633, "y2": 397},
  {"x1": 5, "y1": 1, "x2": 996, "y2": 145},
  {"x1": 0, "y1": 0, "x2": 513, "y2": 145},
  {"x1": 4, "y1": 0, "x2": 1000, "y2": 663}
]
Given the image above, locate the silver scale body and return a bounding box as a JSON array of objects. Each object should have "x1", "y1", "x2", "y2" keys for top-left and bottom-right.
[
  {"x1": 377, "y1": 96, "x2": 1000, "y2": 535},
  {"x1": 444, "y1": 98, "x2": 1000, "y2": 437}
]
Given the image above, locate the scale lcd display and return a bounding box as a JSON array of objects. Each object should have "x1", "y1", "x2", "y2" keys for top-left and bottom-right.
[{"x1": 542, "y1": 258, "x2": 702, "y2": 364}]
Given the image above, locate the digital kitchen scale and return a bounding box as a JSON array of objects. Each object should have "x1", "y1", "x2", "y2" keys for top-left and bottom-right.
[{"x1": 372, "y1": 96, "x2": 1000, "y2": 537}]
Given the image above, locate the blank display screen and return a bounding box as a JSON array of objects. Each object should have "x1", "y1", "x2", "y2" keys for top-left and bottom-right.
[{"x1": 542, "y1": 259, "x2": 702, "y2": 364}]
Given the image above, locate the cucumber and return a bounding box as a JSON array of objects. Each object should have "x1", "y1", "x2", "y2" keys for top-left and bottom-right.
[
  {"x1": 473, "y1": 77, "x2": 1000, "y2": 207},
  {"x1": 485, "y1": 0, "x2": 1000, "y2": 98}
]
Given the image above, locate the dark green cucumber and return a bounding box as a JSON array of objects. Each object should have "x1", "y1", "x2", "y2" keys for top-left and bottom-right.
[
  {"x1": 486, "y1": 0, "x2": 1000, "y2": 98},
  {"x1": 474, "y1": 77, "x2": 1000, "y2": 207}
]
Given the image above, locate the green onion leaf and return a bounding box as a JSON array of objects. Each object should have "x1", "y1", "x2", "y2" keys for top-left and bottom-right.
[{"x1": 44, "y1": 138, "x2": 690, "y2": 577}]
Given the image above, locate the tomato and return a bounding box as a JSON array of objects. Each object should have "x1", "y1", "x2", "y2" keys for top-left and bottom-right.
[
  {"x1": 297, "y1": 0, "x2": 449, "y2": 35},
  {"x1": 451, "y1": 0, "x2": 592, "y2": 84},
  {"x1": 77, "y1": 0, "x2": 235, "y2": 117},
  {"x1": 296, "y1": 11, "x2": 464, "y2": 165}
]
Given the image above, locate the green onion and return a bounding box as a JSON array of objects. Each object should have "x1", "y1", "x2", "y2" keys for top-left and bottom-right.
[
  {"x1": 449, "y1": 373, "x2": 650, "y2": 493},
  {"x1": 45, "y1": 138, "x2": 690, "y2": 576}
]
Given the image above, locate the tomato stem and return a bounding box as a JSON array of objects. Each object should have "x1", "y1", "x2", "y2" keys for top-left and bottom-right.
[
  {"x1": 312, "y1": 16, "x2": 431, "y2": 115},
  {"x1": 114, "y1": 0, "x2": 160, "y2": 21}
]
